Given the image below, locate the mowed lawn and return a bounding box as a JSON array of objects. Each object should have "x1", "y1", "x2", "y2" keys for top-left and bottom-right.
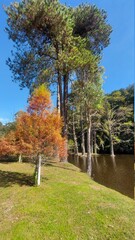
[{"x1": 0, "y1": 161, "x2": 135, "y2": 240}]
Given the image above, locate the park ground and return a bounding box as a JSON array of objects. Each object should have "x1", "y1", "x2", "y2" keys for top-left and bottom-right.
[{"x1": 0, "y1": 160, "x2": 135, "y2": 240}]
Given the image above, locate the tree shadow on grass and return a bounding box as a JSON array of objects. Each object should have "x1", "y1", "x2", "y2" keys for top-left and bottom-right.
[
  {"x1": 0, "y1": 170, "x2": 34, "y2": 187},
  {"x1": 45, "y1": 162, "x2": 79, "y2": 172}
]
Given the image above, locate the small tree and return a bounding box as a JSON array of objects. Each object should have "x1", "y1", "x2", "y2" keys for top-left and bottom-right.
[{"x1": 15, "y1": 85, "x2": 65, "y2": 185}]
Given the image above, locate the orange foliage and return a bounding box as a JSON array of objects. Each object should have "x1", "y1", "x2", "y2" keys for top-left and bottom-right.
[
  {"x1": 15, "y1": 85, "x2": 66, "y2": 158},
  {"x1": 0, "y1": 85, "x2": 66, "y2": 159},
  {"x1": 27, "y1": 84, "x2": 51, "y2": 116},
  {"x1": 0, "y1": 131, "x2": 16, "y2": 156}
]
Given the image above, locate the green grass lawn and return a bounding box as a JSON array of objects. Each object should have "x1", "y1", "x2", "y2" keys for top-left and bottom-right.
[{"x1": 0, "y1": 161, "x2": 135, "y2": 240}]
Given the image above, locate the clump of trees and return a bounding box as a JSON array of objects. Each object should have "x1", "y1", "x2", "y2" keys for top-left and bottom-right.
[
  {"x1": 68, "y1": 84, "x2": 134, "y2": 157},
  {"x1": 68, "y1": 66, "x2": 104, "y2": 175},
  {"x1": 100, "y1": 85, "x2": 134, "y2": 155},
  {"x1": 0, "y1": 85, "x2": 65, "y2": 185},
  {"x1": 5, "y1": 0, "x2": 112, "y2": 163},
  {"x1": 3, "y1": 0, "x2": 133, "y2": 179}
]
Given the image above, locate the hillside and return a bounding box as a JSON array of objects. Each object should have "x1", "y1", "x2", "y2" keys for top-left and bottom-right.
[{"x1": 0, "y1": 161, "x2": 135, "y2": 240}]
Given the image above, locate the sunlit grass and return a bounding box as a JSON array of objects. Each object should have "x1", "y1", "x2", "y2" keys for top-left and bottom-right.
[{"x1": 0, "y1": 161, "x2": 135, "y2": 240}]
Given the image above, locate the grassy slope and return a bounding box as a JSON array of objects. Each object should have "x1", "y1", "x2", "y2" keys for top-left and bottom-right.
[{"x1": 0, "y1": 161, "x2": 135, "y2": 240}]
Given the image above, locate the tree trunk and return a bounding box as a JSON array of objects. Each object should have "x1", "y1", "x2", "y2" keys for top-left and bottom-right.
[
  {"x1": 60, "y1": 73, "x2": 69, "y2": 162},
  {"x1": 91, "y1": 130, "x2": 93, "y2": 154},
  {"x1": 87, "y1": 117, "x2": 92, "y2": 176},
  {"x1": 57, "y1": 84, "x2": 60, "y2": 114},
  {"x1": 60, "y1": 138, "x2": 68, "y2": 162},
  {"x1": 56, "y1": 44, "x2": 68, "y2": 162},
  {"x1": 94, "y1": 130, "x2": 97, "y2": 154},
  {"x1": 73, "y1": 113, "x2": 78, "y2": 155},
  {"x1": 34, "y1": 154, "x2": 42, "y2": 186},
  {"x1": 58, "y1": 71, "x2": 63, "y2": 117},
  {"x1": 56, "y1": 43, "x2": 63, "y2": 117},
  {"x1": 18, "y1": 154, "x2": 22, "y2": 163},
  {"x1": 63, "y1": 73, "x2": 68, "y2": 137},
  {"x1": 109, "y1": 127, "x2": 115, "y2": 157},
  {"x1": 81, "y1": 130, "x2": 85, "y2": 156},
  {"x1": 81, "y1": 113, "x2": 85, "y2": 155},
  {"x1": 54, "y1": 146, "x2": 60, "y2": 161},
  {"x1": 37, "y1": 154, "x2": 42, "y2": 186}
]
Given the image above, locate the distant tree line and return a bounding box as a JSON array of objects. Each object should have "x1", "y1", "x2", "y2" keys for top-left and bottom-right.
[{"x1": 101, "y1": 84, "x2": 134, "y2": 154}]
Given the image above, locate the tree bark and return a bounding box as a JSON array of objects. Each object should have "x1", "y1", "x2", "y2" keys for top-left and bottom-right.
[
  {"x1": 81, "y1": 113, "x2": 85, "y2": 155},
  {"x1": 57, "y1": 71, "x2": 63, "y2": 117},
  {"x1": 37, "y1": 154, "x2": 42, "y2": 186},
  {"x1": 87, "y1": 117, "x2": 92, "y2": 176},
  {"x1": 57, "y1": 84, "x2": 60, "y2": 114},
  {"x1": 63, "y1": 73, "x2": 68, "y2": 137},
  {"x1": 34, "y1": 154, "x2": 42, "y2": 186},
  {"x1": 73, "y1": 113, "x2": 78, "y2": 155},
  {"x1": 109, "y1": 127, "x2": 115, "y2": 157},
  {"x1": 56, "y1": 43, "x2": 63, "y2": 117},
  {"x1": 94, "y1": 129, "x2": 97, "y2": 154},
  {"x1": 60, "y1": 73, "x2": 69, "y2": 162},
  {"x1": 91, "y1": 130, "x2": 93, "y2": 154},
  {"x1": 82, "y1": 130, "x2": 85, "y2": 155}
]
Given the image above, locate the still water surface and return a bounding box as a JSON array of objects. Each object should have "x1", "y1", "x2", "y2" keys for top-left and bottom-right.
[{"x1": 68, "y1": 154, "x2": 134, "y2": 199}]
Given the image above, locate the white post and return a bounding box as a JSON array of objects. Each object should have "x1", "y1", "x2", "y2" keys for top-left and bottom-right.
[{"x1": 37, "y1": 154, "x2": 42, "y2": 186}]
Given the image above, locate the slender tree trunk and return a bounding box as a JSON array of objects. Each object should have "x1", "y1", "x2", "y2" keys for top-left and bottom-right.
[
  {"x1": 56, "y1": 43, "x2": 63, "y2": 117},
  {"x1": 73, "y1": 113, "x2": 78, "y2": 155},
  {"x1": 63, "y1": 73, "x2": 68, "y2": 136},
  {"x1": 60, "y1": 139, "x2": 68, "y2": 162},
  {"x1": 82, "y1": 130, "x2": 85, "y2": 156},
  {"x1": 87, "y1": 117, "x2": 92, "y2": 176},
  {"x1": 109, "y1": 127, "x2": 115, "y2": 157},
  {"x1": 58, "y1": 71, "x2": 63, "y2": 117},
  {"x1": 56, "y1": 44, "x2": 68, "y2": 162},
  {"x1": 34, "y1": 154, "x2": 42, "y2": 186},
  {"x1": 94, "y1": 129, "x2": 97, "y2": 154},
  {"x1": 60, "y1": 73, "x2": 69, "y2": 162},
  {"x1": 37, "y1": 154, "x2": 42, "y2": 186},
  {"x1": 91, "y1": 130, "x2": 93, "y2": 154},
  {"x1": 81, "y1": 113, "x2": 85, "y2": 155},
  {"x1": 18, "y1": 154, "x2": 22, "y2": 163},
  {"x1": 34, "y1": 159, "x2": 38, "y2": 185},
  {"x1": 57, "y1": 84, "x2": 60, "y2": 114}
]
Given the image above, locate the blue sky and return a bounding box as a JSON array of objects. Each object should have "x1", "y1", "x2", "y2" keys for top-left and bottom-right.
[{"x1": 0, "y1": 0, "x2": 134, "y2": 124}]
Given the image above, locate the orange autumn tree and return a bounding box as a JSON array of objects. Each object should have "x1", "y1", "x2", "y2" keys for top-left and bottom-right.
[{"x1": 15, "y1": 85, "x2": 66, "y2": 185}]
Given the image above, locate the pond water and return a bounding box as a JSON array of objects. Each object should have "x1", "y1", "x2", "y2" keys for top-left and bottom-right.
[{"x1": 68, "y1": 154, "x2": 134, "y2": 199}]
